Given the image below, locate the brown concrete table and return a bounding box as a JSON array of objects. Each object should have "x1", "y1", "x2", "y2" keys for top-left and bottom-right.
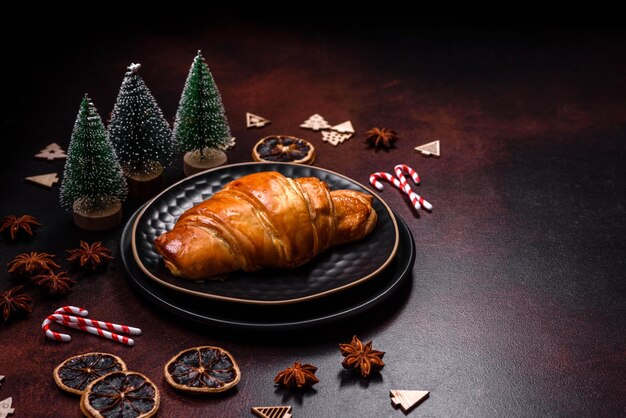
[{"x1": 1, "y1": 23, "x2": 625, "y2": 417}]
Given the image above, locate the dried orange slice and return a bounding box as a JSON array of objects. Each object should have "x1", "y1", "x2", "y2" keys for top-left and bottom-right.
[
  {"x1": 252, "y1": 135, "x2": 315, "y2": 164},
  {"x1": 53, "y1": 352, "x2": 127, "y2": 395},
  {"x1": 164, "y1": 346, "x2": 241, "y2": 393},
  {"x1": 80, "y1": 371, "x2": 159, "y2": 418}
]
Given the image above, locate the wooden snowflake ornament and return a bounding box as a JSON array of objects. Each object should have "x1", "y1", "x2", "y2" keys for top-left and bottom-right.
[
  {"x1": 25, "y1": 173, "x2": 59, "y2": 189},
  {"x1": 414, "y1": 140, "x2": 440, "y2": 157},
  {"x1": 300, "y1": 114, "x2": 331, "y2": 131},
  {"x1": 35, "y1": 143, "x2": 66, "y2": 160},
  {"x1": 390, "y1": 390, "x2": 429, "y2": 413},
  {"x1": 252, "y1": 406, "x2": 292, "y2": 418},
  {"x1": 246, "y1": 112, "x2": 270, "y2": 128}
]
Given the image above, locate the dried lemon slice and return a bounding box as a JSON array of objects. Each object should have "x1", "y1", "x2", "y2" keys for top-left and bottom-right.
[
  {"x1": 164, "y1": 346, "x2": 241, "y2": 393},
  {"x1": 53, "y1": 352, "x2": 127, "y2": 395},
  {"x1": 252, "y1": 135, "x2": 315, "y2": 164},
  {"x1": 80, "y1": 371, "x2": 159, "y2": 418}
]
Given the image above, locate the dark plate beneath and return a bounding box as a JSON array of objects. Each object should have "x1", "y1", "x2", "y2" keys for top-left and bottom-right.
[
  {"x1": 131, "y1": 162, "x2": 399, "y2": 304},
  {"x1": 121, "y1": 206, "x2": 414, "y2": 330}
]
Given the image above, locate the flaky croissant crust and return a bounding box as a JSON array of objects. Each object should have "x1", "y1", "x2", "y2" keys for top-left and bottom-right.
[{"x1": 155, "y1": 171, "x2": 377, "y2": 280}]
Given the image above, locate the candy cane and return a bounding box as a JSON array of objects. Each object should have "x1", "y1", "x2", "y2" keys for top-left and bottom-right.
[
  {"x1": 370, "y1": 171, "x2": 422, "y2": 211},
  {"x1": 394, "y1": 164, "x2": 421, "y2": 184},
  {"x1": 369, "y1": 172, "x2": 402, "y2": 191},
  {"x1": 53, "y1": 318, "x2": 135, "y2": 346},
  {"x1": 41, "y1": 314, "x2": 72, "y2": 342},
  {"x1": 51, "y1": 313, "x2": 142, "y2": 335},
  {"x1": 54, "y1": 305, "x2": 88, "y2": 316},
  {"x1": 394, "y1": 165, "x2": 433, "y2": 211}
]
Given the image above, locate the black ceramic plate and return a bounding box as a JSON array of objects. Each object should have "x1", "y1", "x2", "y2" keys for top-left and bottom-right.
[
  {"x1": 121, "y1": 206, "x2": 414, "y2": 330},
  {"x1": 131, "y1": 162, "x2": 399, "y2": 305}
]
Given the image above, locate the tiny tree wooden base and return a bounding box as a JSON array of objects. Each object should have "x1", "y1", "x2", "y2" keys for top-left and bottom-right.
[
  {"x1": 183, "y1": 149, "x2": 227, "y2": 176},
  {"x1": 72, "y1": 200, "x2": 123, "y2": 231},
  {"x1": 125, "y1": 165, "x2": 164, "y2": 201}
]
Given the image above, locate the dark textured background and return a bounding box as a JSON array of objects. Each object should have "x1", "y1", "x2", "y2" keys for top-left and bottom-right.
[{"x1": 1, "y1": 17, "x2": 625, "y2": 417}]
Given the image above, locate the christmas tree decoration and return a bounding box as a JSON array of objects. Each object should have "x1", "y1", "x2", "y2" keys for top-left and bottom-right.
[
  {"x1": 0, "y1": 397, "x2": 15, "y2": 418},
  {"x1": 108, "y1": 63, "x2": 173, "y2": 200},
  {"x1": 390, "y1": 390, "x2": 429, "y2": 413},
  {"x1": 321, "y1": 130, "x2": 352, "y2": 146},
  {"x1": 300, "y1": 113, "x2": 331, "y2": 131},
  {"x1": 246, "y1": 112, "x2": 270, "y2": 128},
  {"x1": 251, "y1": 406, "x2": 292, "y2": 418},
  {"x1": 25, "y1": 173, "x2": 59, "y2": 189},
  {"x1": 60, "y1": 95, "x2": 127, "y2": 231},
  {"x1": 174, "y1": 51, "x2": 232, "y2": 176},
  {"x1": 330, "y1": 120, "x2": 355, "y2": 134},
  {"x1": 414, "y1": 140, "x2": 440, "y2": 157},
  {"x1": 35, "y1": 143, "x2": 66, "y2": 160}
]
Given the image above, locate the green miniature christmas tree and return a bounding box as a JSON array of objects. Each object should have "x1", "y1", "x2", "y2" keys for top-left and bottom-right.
[
  {"x1": 173, "y1": 50, "x2": 232, "y2": 157},
  {"x1": 60, "y1": 95, "x2": 127, "y2": 213},
  {"x1": 108, "y1": 63, "x2": 173, "y2": 179}
]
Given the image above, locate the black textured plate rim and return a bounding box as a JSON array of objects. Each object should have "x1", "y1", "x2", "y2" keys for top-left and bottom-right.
[
  {"x1": 121, "y1": 206, "x2": 414, "y2": 330},
  {"x1": 131, "y1": 162, "x2": 399, "y2": 305}
]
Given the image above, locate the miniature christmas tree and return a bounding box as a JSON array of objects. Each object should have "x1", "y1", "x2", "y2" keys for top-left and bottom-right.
[
  {"x1": 173, "y1": 51, "x2": 231, "y2": 175},
  {"x1": 60, "y1": 95, "x2": 127, "y2": 229},
  {"x1": 108, "y1": 63, "x2": 173, "y2": 179}
]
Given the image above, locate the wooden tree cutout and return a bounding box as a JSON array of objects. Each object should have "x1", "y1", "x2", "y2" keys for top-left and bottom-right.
[
  {"x1": 300, "y1": 114, "x2": 331, "y2": 131},
  {"x1": 390, "y1": 390, "x2": 429, "y2": 413},
  {"x1": 25, "y1": 173, "x2": 59, "y2": 189},
  {"x1": 330, "y1": 120, "x2": 355, "y2": 134},
  {"x1": 246, "y1": 112, "x2": 271, "y2": 128},
  {"x1": 251, "y1": 406, "x2": 292, "y2": 418},
  {"x1": 321, "y1": 130, "x2": 352, "y2": 146},
  {"x1": 414, "y1": 140, "x2": 440, "y2": 157},
  {"x1": 35, "y1": 143, "x2": 66, "y2": 160},
  {"x1": 0, "y1": 397, "x2": 15, "y2": 418}
]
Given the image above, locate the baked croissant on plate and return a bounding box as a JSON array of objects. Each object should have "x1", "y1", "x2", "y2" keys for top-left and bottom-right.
[{"x1": 154, "y1": 171, "x2": 377, "y2": 280}]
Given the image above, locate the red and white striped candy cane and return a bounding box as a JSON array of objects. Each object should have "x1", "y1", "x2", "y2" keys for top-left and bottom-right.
[
  {"x1": 394, "y1": 165, "x2": 433, "y2": 211},
  {"x1": 394, "y1": 164, "x2": 421, "y2": 184},
  {"x1": 53, "y1": 317, "x2": 135, "y2": 346},
  {"x1": 41, "y1": 314, "x2": 72, "y2": 342},
  {"x1": 370, "y1": 171, "x2": 422, "y2": 211},
  {"x1": 54, "y1": 305, "x2": 88, "y2": 316},
  {"x1": 369, "y1": 172, "x2": 402, "y2": 191},
  {"x1": 51, "y1": 313, "x2": 142, "y2": 335}
]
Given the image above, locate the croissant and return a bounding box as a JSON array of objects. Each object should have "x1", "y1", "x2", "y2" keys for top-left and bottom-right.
[{"x1": 154, "y1": 171, "x2": 377, "y2": 280}]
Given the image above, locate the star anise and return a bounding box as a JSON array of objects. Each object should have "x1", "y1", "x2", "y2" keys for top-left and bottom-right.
[
  {"x1": 32, "y1": 270, "x2": 76, "y2": 295},
  {"x1": 66, "y1": 241, "x2": 113, "y2": 270},
  {"x1": 274, "y1": 362, "x2": 319, "y2": 389},
  {"x1": 0, "y1": 215, "x2": 42, "y2": 240},
  {"x1": 7, "y1": 252, "x2": 60, "y2": 276},
  {"x1": 339, "y1": 335, "x2": 385, "y2": 378},
  {"x1": 0, "y1": 285, "x2": 33, "y2": 321},
  {"x1": 365, "y1": 127, "x2": 399, "y2": 149}
]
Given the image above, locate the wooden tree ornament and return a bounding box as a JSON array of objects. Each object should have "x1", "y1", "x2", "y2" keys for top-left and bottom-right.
[
  {"x1": 60, "y1": 95, "x2": 127, "y2": 231},
  {"x1": 25, "y1": 173, "x2": 59, "y2": 189},
  {"x1": 246, "y1": 112, "x2": 270, "y2": 128},
  {"x1": 251, "y1": 406, "x2": 292, "y2": 418},
  {"x1": 0, "y1": 397, "x2": 15, "y2": 418},
  {"x1": 300, "y1": 114, "x2": 331, "y2": 131},
  {"x1": 35, "y1": 143, "x2": 66, "y2": 160},
  {"x1": 390, "y1": 390, "x2": 429, "y2": 413},
  {"x1": 414, "y1": 140, "x2": 440, "y2": 157}
]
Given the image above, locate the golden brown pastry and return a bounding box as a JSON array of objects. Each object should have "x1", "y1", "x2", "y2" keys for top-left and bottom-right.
[{"x1": 154, "y1": 171, "x2": 377, "y2": 280}]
